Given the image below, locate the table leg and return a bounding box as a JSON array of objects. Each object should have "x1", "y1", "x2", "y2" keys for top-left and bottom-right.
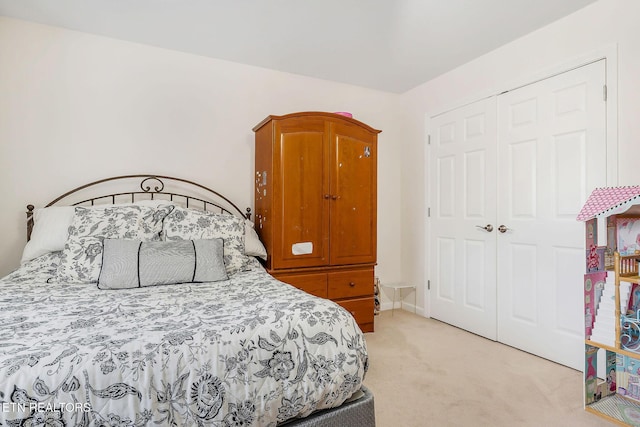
[{"x1": 392, "y1": 288, "x2": 396, "y2": 316}]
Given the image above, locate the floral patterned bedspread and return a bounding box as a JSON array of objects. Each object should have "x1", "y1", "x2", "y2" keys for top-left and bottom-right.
[{"x1": 0, "y1": 254, "x2": 368, "y2": 427}]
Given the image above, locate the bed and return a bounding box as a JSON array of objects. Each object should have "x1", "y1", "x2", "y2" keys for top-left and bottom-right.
[{"x1": 0, "y1": 175, "x2": 374, "y2": 427}]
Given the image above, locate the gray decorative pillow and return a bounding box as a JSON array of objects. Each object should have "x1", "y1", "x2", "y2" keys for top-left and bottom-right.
[
  {"x1": 163, "y1": 207, "x2": 247, "y2": 275},
  {"x1": 56, "y1": 205, "x2": 174, "y2": 283},
  {"x1": 98, "y1": 238, "x2": 228, "y2": 289}
]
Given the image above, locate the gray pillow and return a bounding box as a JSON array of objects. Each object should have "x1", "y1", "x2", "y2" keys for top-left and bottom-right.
[{"x1": 98, "y1": 238, "x2": 228, "y2": 289}]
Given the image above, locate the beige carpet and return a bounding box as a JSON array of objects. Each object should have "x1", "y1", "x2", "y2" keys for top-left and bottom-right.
[{"x1": 363, "y1": 310, "x2": 612, "y2": 427}]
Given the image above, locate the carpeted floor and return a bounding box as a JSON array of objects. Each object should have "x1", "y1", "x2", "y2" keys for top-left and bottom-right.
[{"x1": 363, "y1": 310, "x2": 612, "y2": 426}]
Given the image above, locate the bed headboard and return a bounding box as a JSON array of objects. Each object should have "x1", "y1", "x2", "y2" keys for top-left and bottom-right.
[{"x1": 26, "y1": 174, "x2": 251, "y2": 241}]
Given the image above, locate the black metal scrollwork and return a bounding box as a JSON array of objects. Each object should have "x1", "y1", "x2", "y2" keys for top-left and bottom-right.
[
  {"x1": 26, "y1": 174, "x2": 251, "y2": 241},
  {"x1": 140, "y1": 176, "x2": 165, "y2": 193}
]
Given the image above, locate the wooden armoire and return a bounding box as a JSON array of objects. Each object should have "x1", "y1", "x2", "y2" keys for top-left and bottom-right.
[{"x1": 253, "y1": 112, "x2": 380, "y2": 333}]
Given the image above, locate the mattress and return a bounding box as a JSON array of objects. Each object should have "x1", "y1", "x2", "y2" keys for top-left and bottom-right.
[{"x1": 0, "y1": 253, "x2": 369, "y2": 426}]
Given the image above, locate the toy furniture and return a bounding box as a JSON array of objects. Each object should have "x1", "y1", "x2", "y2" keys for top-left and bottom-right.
[{"x1": 578, "y1": 186, "x2": 640, "y2": 426}]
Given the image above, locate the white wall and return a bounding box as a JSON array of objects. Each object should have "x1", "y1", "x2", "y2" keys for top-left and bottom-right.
[
  {"x1": 400, "y1": 0, "x2": 640, "y2": 315},
  {"x1": 0, "y1": 16, "x2": 403, "y2": 283}
]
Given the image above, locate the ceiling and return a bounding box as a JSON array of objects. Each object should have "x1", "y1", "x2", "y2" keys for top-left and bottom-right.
[{"x1": 0, "y1": 0, "x2": 599, "y2": 93}]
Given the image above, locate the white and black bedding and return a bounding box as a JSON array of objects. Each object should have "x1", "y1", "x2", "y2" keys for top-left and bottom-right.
[{"x1": 0, "y1": 253, "x2": 368, "y2": 426}]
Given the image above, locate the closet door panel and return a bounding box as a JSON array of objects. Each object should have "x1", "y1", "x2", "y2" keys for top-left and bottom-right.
[
  {"x1": 497, "y1": 60, "x2": 607, "y2": 370},
  {"x1": 429, "y1": 97, "x2": 498, "y2": 340}
]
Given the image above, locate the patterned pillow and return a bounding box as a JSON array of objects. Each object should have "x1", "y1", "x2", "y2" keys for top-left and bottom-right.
[
  {"x1": 98, "y1": 239, "x2": 228, "y2": 289},
  {"x1": 163, "y1": 207, "x2": 247, "y2": 274},
  {"x1": 56, "y1": 205, "x2": 174, "y2": 283}
]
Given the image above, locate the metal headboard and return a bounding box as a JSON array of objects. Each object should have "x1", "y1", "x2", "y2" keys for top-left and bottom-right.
[{"x1": 26, "y1": 174, "x2": 251, "y2": 241}]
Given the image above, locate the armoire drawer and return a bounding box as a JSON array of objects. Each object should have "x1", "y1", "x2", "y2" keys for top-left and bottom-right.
[
  {"x1": 274, "y1": 272, "x2": 328, "y2": 298},
  {"x1": 327, "y1": 269, "x2": 374, "y2": 299},
  {"x1": 336, "y1": 297, "x2": 374, "y2": 333}
]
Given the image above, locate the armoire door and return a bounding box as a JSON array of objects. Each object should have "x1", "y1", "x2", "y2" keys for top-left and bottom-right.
[
  {"x1": 329, "y1": 122, "x2": 377, "y2": 266},
  {"x1": 496, "y1": 60, "x2": 607, "y2": 370},
  {"x1": 429, "y1": 97, "x2": 498, "y2": 339},
  {"x1": 272, "y1": 118, "x2": 330, "y2": 269}
]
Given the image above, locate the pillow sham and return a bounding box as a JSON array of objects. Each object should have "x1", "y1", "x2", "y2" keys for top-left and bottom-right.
[
  {"x1": 98, "y1": 238, "x2": 227, "y2": 289},
  {"x1": 163, "y1": 207, "x2": 247, "y2": 274},
  {"x1": 21, "y1": 200, "x2": 175, "y2": 264},
  {"x1": 22, "y1": 206, "x2": 76, "y2": 264},
  {"x1": 56, "y1": 205, "x2": 174, "y2": 283},
  {"x1": 244, "y1": 220, "x2": 267, "y2": 260}
]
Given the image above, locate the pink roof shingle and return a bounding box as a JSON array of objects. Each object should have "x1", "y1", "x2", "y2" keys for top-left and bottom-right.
[{"x1": 577, "y1": 186, "x2": 640, "y2": 221}]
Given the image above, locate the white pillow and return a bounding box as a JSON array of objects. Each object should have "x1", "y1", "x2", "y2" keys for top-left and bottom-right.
[
  {"x1": 244, "y1": 220, "x2": 267, "y2": 260},
  {"x1": 21, "y1": 200, "x2": 175, "y2": 264},
  {"x1": 21, "y1": 207, "x2": 76, "y2": 264}
]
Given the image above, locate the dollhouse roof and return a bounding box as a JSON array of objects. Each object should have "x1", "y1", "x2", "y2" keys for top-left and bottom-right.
[{"x1": 577, "y1": 186, "x2": 640, "y2": 221}]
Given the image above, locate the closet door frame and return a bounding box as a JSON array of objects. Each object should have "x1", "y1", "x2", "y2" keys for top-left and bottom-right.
[{"x1": 425, "y1": 44, "x2": 619, "y2": 317}]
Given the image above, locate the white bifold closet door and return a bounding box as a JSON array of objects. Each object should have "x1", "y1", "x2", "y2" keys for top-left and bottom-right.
[
  {"x1": 429, "y1": 97, "x2": 498, "y2": 340},
  {"x1": 496, "y1": 60, "x2": 606, "y2": 369},
  {"x1": 429, "y1": 59, "x2": 607, "y2": 370}
]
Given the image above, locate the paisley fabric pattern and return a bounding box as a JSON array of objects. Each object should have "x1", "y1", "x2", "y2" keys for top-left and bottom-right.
[
  {"x1": 56, "y1": 205, "x2": 173, "y2": 284},
  {"x1": 0, "y1": 254, "x2": 368, "y2": 427},
  {"x1": 163, "y1": 207, "x2": 248, "y2": 275}
]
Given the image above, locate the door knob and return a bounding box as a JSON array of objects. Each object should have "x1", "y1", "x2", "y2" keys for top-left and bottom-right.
[
  {"x1": 475, "y1": 224, "x2": 493, "y2": 232},
  {"x1": 498, "y1": 225, "x2": 510, "y2": 233}
]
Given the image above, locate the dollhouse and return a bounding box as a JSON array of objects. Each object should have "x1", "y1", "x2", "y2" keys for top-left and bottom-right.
[{"x1": 578, "y1": 186, "x2": 640, "y2": 426}]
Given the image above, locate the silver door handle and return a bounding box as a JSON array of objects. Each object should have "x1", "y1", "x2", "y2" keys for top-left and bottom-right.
[
  {"x1": 476, "y1": 224, "x2": 493, "y2": 232},
  {"x1": 498, "y1": 225, "x2": 511, "y2": 233}
]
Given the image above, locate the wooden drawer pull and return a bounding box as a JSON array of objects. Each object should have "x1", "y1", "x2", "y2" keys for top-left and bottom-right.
[{"x1": 349, "y1": 282, "x2": 356, "y2": 287}]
